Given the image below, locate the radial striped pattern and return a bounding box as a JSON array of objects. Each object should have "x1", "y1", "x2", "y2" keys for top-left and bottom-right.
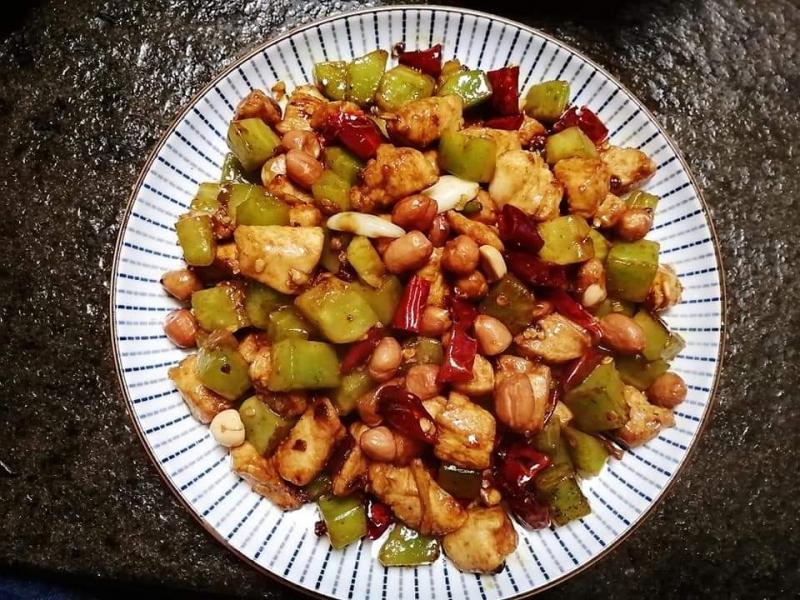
[{"x1": 111, "y1": 7, "x2": 724, "y2": 599}]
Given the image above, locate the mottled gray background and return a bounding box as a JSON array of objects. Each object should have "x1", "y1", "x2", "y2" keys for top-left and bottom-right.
[{"x1": 1, "y1": 0, "x2": 799, "y2": 598}]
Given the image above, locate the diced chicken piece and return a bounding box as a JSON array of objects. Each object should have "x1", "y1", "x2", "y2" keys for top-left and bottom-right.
[
  {"x1": 332, "y1": 423, "x2": 370, "y2": 496},
  {"x1": 514, "y1": 313, "x2": 591, "y2": 364},
  {"x1": 350, "y1": 144, "x2": 439, "y2": 213},
  {"x1": 415, "y1": 247, "x2": 448, "y2": 308},
  {"x1": 230, "y1": 441, "x2": 305, "y2": 510},
  {"x1": 238, "y1": 332, "x2": 270, "y2": 363},
  {"x1": 592, "y1": 193, "x2": 627, "y2": 229},
  {"x1": 261, "y1": 154, "x2": 315, "y2": 205},
  {"x1": 274, "y1": 397, "x2": 346, "y2": 486},
  {"x1": 410, "y1": 460, "x2": 468, "y2": 535},
  {"x1": 367, "y1": 460, "x2": 466, "y2": 535},
  {"x1": 168, "y1": 354, "x2": 233, "y2": 423},
  {"x1": 309, "y1": 100, "x2": 362, "y2": 130},
  {"x1": 553, "y1": 158, "x2": 611, "y2": 218},
  {"x1": 233, "y1": 89, "x2": 282, "y2": 126},
  {"x1": 489, "y1": 150, "x2": 563, "y2": 221},
  {"x1": 422, "y1": 149, "x2": 441, "y2": 175},
  {"x1": 215, "y1": 242, "x2": 241, "y2": 276},
  {"x1": 471, "y1": 190, "x2": 498, "y2": 226},
  {"x1": 247, "y1": 346, "x2": 272, "y2": 394},
  {"x1": 517, "y1": 115, "x2": 546, "y2": 147},
  {"x1": 442, "y1": 506, "x2": 518, "y2": 573},
  {"x1": 617, "y1": 385, "x2": 675, "y2": 447},
  {"x1": 234, "y1": 225, "x2": 324, "y2": 294},
  {"x1": 427, "y1": 392, "x2": 496, "y2": 470},
  {"x1": 289, "y1": 204, "x2": 322, "y2": 227},
  {"x1": 646, "y1": 264, "x2": 683, "y2": 313},
  {"x1": 387, "y1": 95, "x2": 464, "y2": 148},
  {"x1": 452, "y1": 355, "x2": 495, "y2": 397},
  {"x1": 445, "y1": 210, "x2": 504, "y2": 251},
  {"x1": 601, "y1": 146, "x2": 656, "y2": 193},
  {"x1": 495, "y1": 354, "x2": 536, "y2": 384},
  {"x1": 461, "y1": 126, "x2": 522, "y2": 158},
  {"x1": 262, "y1": 392, "x2": 309, "y2": 419},
  {"x1": 275, "y1": 85, "x2": 326, "y2": 134}
]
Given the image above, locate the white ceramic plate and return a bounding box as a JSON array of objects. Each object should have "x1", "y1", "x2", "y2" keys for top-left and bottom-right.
[{"x1": 111, "y1": 6, "x2": 725, "y2": 599}]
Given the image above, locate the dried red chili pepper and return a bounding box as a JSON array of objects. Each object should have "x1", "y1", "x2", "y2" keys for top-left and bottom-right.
[
  {"x1": 553, "y1": 106, "x2": 609, "y2": 145},
  {"x1": 366, "y1": 499, "x2": 394, "y2": 539},
  {"x1": 484, "y1": 114, "x2": 524, "y2": 131},
  {"x1": 340, "y1": 327, "x2": 383, "y2": 374},
  {"x1": 493, "y1": 440, "x2": 552, "y2": 529},
  {"x1": 561, "y1": 347, "x2": 606, "y2": 393},
  {"x1": 547, "y1": 289, "x2": 603, "y2": 341},
  {"x1": 505, "y1": 251, "x2": 568, "y2": 289},
  {"x1": 324, "y1": 111, "x2": 383, "y2": 160},
  {"x1": 497, "y1": 204, "x2": 544, "y2": 252},
  {"x1": 391, "y1": 276, "x2": 431, "y2": 333},
  {"x1": 397, "y1": 43, "x2": 443, "y2": 77},
  {"x1": 377, "y1": 385, "x2": 437, "y2": 444},
  {"x1": 448, "y1": 297, "x2": 478, "y2": 329},
  {"x1": 487, "y1": 65, "x2": 520, "y2": 116},
  {"x1": 437, "y1": 325, "x2": 477, "y2": 384}
]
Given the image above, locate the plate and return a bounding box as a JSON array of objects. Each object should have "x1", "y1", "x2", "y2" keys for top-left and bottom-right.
[{"x1": 110, "y1": 6, "x2": 725, "y2": 599}]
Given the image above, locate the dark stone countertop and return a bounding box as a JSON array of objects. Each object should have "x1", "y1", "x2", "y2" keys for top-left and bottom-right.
[{"x1": 1, "y1": 0, "x2": 798, "y2": 597}]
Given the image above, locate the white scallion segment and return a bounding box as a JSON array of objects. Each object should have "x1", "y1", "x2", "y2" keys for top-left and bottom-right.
[
  {"x1": 326, "y1": 212, "x2": 406, "y2": 238},
  {"x1": 423, "y1": 175, "x2": 481, "y2": 213}
]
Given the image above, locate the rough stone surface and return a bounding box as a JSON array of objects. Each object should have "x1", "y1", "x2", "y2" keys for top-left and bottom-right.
[{"x1": 1, "y1": 0, "x2": 798, "y2": 597}]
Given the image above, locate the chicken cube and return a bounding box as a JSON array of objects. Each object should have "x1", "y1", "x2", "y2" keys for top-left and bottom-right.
[
  {"x1": 601, "y1": 146, "x2": 656, "y2": 193},
  {"x1": 233, "y1": 89, "x2": 282, "y2": 126},
  {"x1": 646, "y1": 264, "x2": 683, "y2": 313},
  {"x1": 517, "y1": 115, "x2": 546, "y2": 147},
  {"x1": 415, "y1": 247, "x2": 448, "y2": 308},
  {"x1": 168, "y1": 354, "x2": 233, "y2": 424},
  {"x1": 248, "y1": 345, "x2": 272, "y2": 394},
  {"x1": 553, "y1": 157, "x2": 611, "y2": 218},
  {"x1": 442, "y1": 506, "x2": 518, "y2": 573},
  {"x1": 452, "y1": 355, "x2": 495, "y2": 397},
  {"x1": 616, "y1": 385, "x2": 675, "y2": 447},
  {"x1": 350, "y1": 144, "x2": 439, "y2": 212},
  {"x1": 592, "y1": 193, "x2": 627, "y2": 229},
  {"x1": 274, "y1": 397, "x2": 346, "y2": 486},
  {"x1": 387, "y1": 95, "x2": 464, "y2": 148},
  {"x1": 234, "y1": 225, "x2": 324, "y2": 294},
  {"x1": 514, "y1": 313, "x2": 591, "y2": 364},
  {"x1": 230, "y1": 441, "x2": 305, "y2": 510},
  {"x1": 238, "y1": 332, "x2": 270, "y2": 363},
  {"x1": 331, "y1": 423, "x2": 370, "y2": 496},
  {"x1": 428, "y1": 392, "x2": 496, "y2": 470},
  {"x1": 275, "y1": 85, "x2": 326, "y2": 134},
  {"x1": 488, "y1": 150, "x2": 563, "y2": 221},
  {"x1": 367, "y1": 460, "x2": 466, "y2": 535}
]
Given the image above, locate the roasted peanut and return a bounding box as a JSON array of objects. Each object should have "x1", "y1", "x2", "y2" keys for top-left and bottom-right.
[
  {"x1": 427, "y1": 213, "x2": 451, "y2": 247},
  {"x1": 454, "y1": 271, "x2": 488, "y2": 300},
  {"x1": 359, "y1": 426, "x2": 397, "y2": 462},
  {"x1": 391, "y1": 194, "x2": 438, "y2": 231},
  {"x1": 474, "y1": 315, "x2": 513, "y2": 356},
  {"x1": 285, "y1": 149, "x2": 324, "y2": 189},
  {"x1": 160, "y1": 269, "x2": 203, "y2": 302},
  {"x1": 405, "y1": 364, "x2": 442, "y2": 400},
  {"x1": 493, "y1": 372, "x2": 548, "y2": 434},
  {"x1": 209, "y1": 408, "x2": 246, "y2": 447},
  {"x1": 648, "y1": 372, "x2": 687, "y2": 408},
  {"x1": 599, "y1": 313, "x2": 646, "y2": 354},
  {"x1": 478, "y1": 245, "x2": 507, "y2": 282},
  {"x1": 383, "y1": 231, "x2": 433, "y2": 273},
  {"x1": 419, "y1": 306, "x2": 452, "y2": 337},
  {"x1": 442, "y1": 234, "x2": 480, "y2": 275},
  {"x1": 368, "y1": 337, "x2": 402, "y2": 382},
  {"x1": 163, "y1": 309, "x2": 198, "y2": 348},
  {"x1": 615, "y1": 208, "x2": 653, "y2": 241},
  {"x1": 281, "y1": 129, "x2": 321, "y2": 158}
]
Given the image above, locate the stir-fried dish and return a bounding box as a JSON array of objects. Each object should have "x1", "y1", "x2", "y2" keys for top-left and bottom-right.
[{"x1": 161, "y1": 43, "x2": 688, "y2": 572}]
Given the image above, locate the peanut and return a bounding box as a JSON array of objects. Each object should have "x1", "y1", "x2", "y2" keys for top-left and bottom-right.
[
  {"x1": 209, "y1": 409, "x2": 246, "y2": 447},
  {"x1": 285, "y1": 149, "x2": 324, "y2": 189},
  {"x1": 493, "y1": 372, "x2": 547, "y2": 434},
  {"x1": 163, "y1": 309, "x2": 198, "y2": 348},
  {"x1": 404, "y1": 364, "x2": 441, "y2": 400},
  {"x1": 442, "y1": 234, "x2": 480, "y2": 275},
  {"x1": 281, "y1": 129, "x2": 321, "y2": 158},
  {"x1": 419, "y1": 306, "x2": 452, "y2": 337},
  {"x1": 616, "y1": 208, "x2": 653, "y2": 241},
  {"x1": 391, "y1": 194, "x2": 438, "y2": 231},
  {"x1": 383, "y1": 231, "x2": 433, "y2": 273},
  {"x1": 599, "y1": 313, "x2": 646, "y2": 354},
  {"x1": 454, "y1": 271, "x2": 488, "y2": 300},
  {"x1": 160, "y1": 269, "x2": 203, "y2": 302},
  {"x1": 648, "y1": 372, "x2": 687, "y2": 408},
  {"x1": 474, "y1": 315, "x2": 513, "y2": 356},
  {"x1": 368, "y1": 337, "x2": 402, "y2": 382}
]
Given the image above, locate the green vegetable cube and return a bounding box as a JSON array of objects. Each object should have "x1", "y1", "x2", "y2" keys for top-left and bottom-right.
[
  {"x1": 545, "y1": 126, "x2": 598, "y2": 164},
  {"x1": 538, "y1": 215, "x2": 594, "y2": 265},
  {"x1": 244, "y1": 281, "x2": 290, "y2": 330},
  {"x1": 332, "y1": 368, "x2": 374, "y2": 415},
  {"x1": 190, "y1": 183, "x2": 223, "y2": 213},
  {"x1": 375, "y1": 65, "x2": 436, "y2": 112},
  {"x1": 266, "y1": 306, "x2": 312, "y2": 342},
  {"x1": 346, "y1": 50, "x2": 388, "y2": 106},
  {"x1": 378, "y1": 525, "x2": 440, "y2": 566},
  {"x1": 268, "y1": 339, "x2": 341, "y2": 391},
  {"x1": 562, "y1": 426, "x2": 608, "y2": 477},
  {"x1": 238, "y1": 396, "x2": 294, "y2": 455},
  {"x1": 524, "y1": 80, "x2": 570, "y2": 123},
  {"x1": 176, "y1": 214, "x2": 216, "y2": 267},
  {"x1": 437, "y1": 464, "x2": 482, "y2": 500},
  {"x1": 479, "y1": 274, "x2": 536, "y2": 334},
  {"x1": 314, "y1": 60, "x2": 348, "y2": 101},
  {"x1": 438, "y1": 129, "x2": 497, "y2": 183},
  {"x1": 294, "y1": 277, "x2": 379, "y2": 343},
  {"x1": 318, "y1": 495, "x2": 367, "y2": 549},
  {"x1": 633, "y1": 309, "x2": 670, "y2": 361},
  {"x1": 312, "y1": 169, "x2": 351, "y2": 213},
  {"x1": 534, "y1": 463, "x2": 590, "y2": 526},
  {"x1": 227, "y1": 118, "x2": 281, "y2": 172},
  {"x1": 351, "y1": 275, "x2": 403, "y2": 326},
  {"x1": 437, "y1": 69, "x2": 492, "y2": 108},
  {"x1": 195, "y1": 345, "x2": 251, "y2": 401},
  {"x1": 191, "y1": 284, "x2": 250, "y2": 332},
  {"x1": 564, "y1": 360, "x2": 628, "y2": 432},
  {"x1": 346, "y1": 236, "x2": 385, "y2": 288},
  {"x1": 616, "y1": 355, "x2": 669, "y2": 390},
  {"x1": 605, "y1": 240, "x2": 660, "y2": 303},
  {"x1": 323, "y1": 146, "x2": 364, "y2": 186}
]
